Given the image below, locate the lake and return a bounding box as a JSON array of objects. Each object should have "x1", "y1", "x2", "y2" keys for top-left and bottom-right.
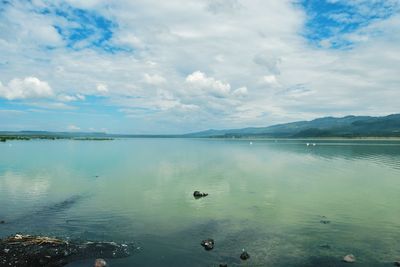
[{"x1": 1, "y1": 139, "x2": 400, "y2": 266}]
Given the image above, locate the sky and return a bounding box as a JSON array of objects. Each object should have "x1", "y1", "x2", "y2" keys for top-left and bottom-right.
[{"x1": 0, "y1": 0, "x2": 399, "y2": 134}]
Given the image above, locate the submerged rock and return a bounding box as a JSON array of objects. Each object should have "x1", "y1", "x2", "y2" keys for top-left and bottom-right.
[
  {"x1": 240, "y1": 250, "x2": 250, "y2": 260},
  {"x1": 0, "y1": 234, "x2": 135, "y2": 267},
  {"x1": 394, "y1": 261, "x2": 400, "y2": 266},
  {"x1": 200, "y1": 239, "x2": 214, "y2": 251},
  {"x1": 0, "y1": 221, "x2": 4, "y2": 224},
  {"x1": 94, "y1": 258, "x2": 107, "y2": 267},
  {"x1": 343, "y1": 254, "x2": 356, "y2": 263},
  {"x1": 219, "y1": 264, "x2": 228, "y2": 267},
  {"x1": 193, "y1": 191, "x2": 208, "y2": 198},
  {"x1": 319, "y1": 244, "x2": 331, "y2": 249},
  {"x1": 320, "y1": 220, "x2": 330, "y2": 224}
]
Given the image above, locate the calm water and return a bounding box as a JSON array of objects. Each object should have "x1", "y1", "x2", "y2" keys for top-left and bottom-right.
[{"x1": 1, "y1": 139, "x2": 400, "y2": 266}]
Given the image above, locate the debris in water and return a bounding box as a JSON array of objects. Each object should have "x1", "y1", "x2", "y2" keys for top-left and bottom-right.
[{"x1": 0, "y1": 234, "x2": 135, "y2": 267}]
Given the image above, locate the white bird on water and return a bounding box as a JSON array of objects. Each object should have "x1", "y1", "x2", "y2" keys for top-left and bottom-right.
[
  {"x1": 306, "y1": 143, "x2": 310, "y2": 146},
  {"x1": 249, "y1": 142, "x2": 253, "y2": 145}
]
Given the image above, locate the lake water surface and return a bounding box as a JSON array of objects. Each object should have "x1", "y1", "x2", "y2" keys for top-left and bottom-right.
[{"x1": 1, "y1": 139, "x2": 400, "y2": 266}]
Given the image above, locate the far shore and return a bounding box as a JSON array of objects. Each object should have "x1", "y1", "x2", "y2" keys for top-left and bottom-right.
[{"x1": 2, "y1": 135, "x2": 400, "y2": 142}]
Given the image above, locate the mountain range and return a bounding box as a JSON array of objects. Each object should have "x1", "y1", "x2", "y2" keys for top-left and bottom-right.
[
  {"x1": 1, "y1": 114, "x2": 400, "y2": 139},
  {"x1": 185, "y1": 114, "x2": 400, "y2": 138}
]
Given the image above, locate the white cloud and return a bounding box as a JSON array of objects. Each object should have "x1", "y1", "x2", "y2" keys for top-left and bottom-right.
[
  {"x1": 233, "y1": 86, "x2": 248, "y2": 97},
  {"x1": 58, "y1": 93, "x2": 86, "y2": 102},
  {"x1": 113, "y1": 33, "x2": 144, "y2": 49},
  {"x1": 0, "y1": 77, "x2": 53, "y2": 100},
  {"x1": 186, "y1": 71, "x2": 231, "y2": 97},
  {"x1": 27, "y1": 102, "x2": 76, "y2": 110},
  {"x1": 67, "y1": 124, "x2": 81, "y2": 131},
  {"x1": 96, "y1": 83, "x2": 108, "y2": 93},
  {"x1": 143, "y1": 73, "x2": 166, "y2": 85},
  {"x1": 261, "y1": 75, "x2": 279, "y2": 86},
  {"x1": 253, "y1": 53, "x2": 281, "y2": 74},
  {"x1": 0, "y1": 109, "x2": 25, "y2": 115}
]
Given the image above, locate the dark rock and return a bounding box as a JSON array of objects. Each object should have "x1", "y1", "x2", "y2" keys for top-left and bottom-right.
[
  {"x1": 394, "y1": 261, "x2": 400, "y2": 266},
  {"x1": 219, "y1": 264, "x2": 228, "y2": 267},
  {"x1": 240, "y1": 250, "x2": 250, "y2": 260},
  {"x1": 320, "y1": 220, "x2": 330, "y2": 224},
  {"x1": 193, "y1": 191, "x2": 208, "y2": 198},
  {"x1": 200, "y1": 239, "x2": 214, "y2": 251},
  {"x1": 0, "y1": 221, "x2": 4, "y2": 224},
  {"x1": 343, "y1": 254, "x2": 356, "y2": 263},
  {"x1": 0, "y1": 234, "x2": 135, "y2": 267}
]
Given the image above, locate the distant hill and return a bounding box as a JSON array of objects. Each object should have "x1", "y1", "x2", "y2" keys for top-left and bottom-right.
[
  {"x1": 2, "y1": 114, "x2": 400, "y2": 139},
  {"x1": 185, "y1": 114, "x2": 400, "y2": 138},
  {"x1": 0, "y1": 131, "x2": 108, "y2": 137},
  {"x1": 0, "y1": 130, "x2": 179, "y2": 140}
]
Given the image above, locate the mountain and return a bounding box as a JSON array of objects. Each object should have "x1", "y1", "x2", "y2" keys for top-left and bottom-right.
[
  {"x1": 185, "y1": 114, "x2": 400, "y2": 138},
  {"x1": 2, "y1": 114, "x2": 400, "y2": 139}
]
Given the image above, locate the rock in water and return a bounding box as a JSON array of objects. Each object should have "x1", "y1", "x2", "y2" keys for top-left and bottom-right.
[
  {"x1": 343, "y1": 254, "x2": 356, "y2": 263},
  {"x1": 219, "y1": 264, "x2": 228, "y2": 267},
  {"x1": 320, "y1": 220, "x2": 330, "y2": 224},
  {"x1": 94, "y1": 258, "x2": 107, "y2": 267},
  {"x1": 0, "y1": 221, "x2": 4, "y2": 224},
  {"x1": 200, "y1": 239, "x2": 214, "y2": 251},
  {"x1": 193, "y1": 191, "x2": 208, "y2": 198},
  {"x1": 394, "y1": 261, "x2": 400, "y2": 266},
  {"x1": 240, "y1": 250, "x2": 250, "y2": 260}
]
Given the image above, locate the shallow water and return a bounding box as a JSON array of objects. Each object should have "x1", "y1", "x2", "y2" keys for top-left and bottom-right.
[{"x1": 1, "y1": 139, "x2": 400, "y2": 266}]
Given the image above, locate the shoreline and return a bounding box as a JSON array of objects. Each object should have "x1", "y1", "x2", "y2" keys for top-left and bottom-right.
[{"x1": 2, "y1": 135, "x2": 400, "y2": 141}]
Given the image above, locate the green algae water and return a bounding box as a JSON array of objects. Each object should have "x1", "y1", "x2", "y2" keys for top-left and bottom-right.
[{"x1": 1, "y1": 139, "x2": 400, "y2": 266}]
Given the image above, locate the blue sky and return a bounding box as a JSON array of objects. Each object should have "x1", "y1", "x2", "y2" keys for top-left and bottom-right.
[{"x1": 0, "y1": 0, "x2": 400, "y2": 134}]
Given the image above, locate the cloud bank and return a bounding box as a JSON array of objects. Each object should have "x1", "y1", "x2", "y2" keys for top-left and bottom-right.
[{"x1": 0, "y1": 0, "x2": 399, "y2": 133}]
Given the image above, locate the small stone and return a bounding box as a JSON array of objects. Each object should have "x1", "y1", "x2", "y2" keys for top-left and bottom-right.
[
  {"x1": 200, "y1": 239, "x2": 214, "y2": 251},
  {"x1": 320, "y1": 220, "x2": 330, "y2": 224},
  {"x1": 0, "y1": 220, "x2": 5, "y2": 224},
  {"x1": 4, "y1": 249, "x2": 9, "y2": 253},
  {"x1": 240, "y1": 251, "x2": 250, "y2": 260},
  {"x1": 394, "y1": 261, "x2": 400, "y2": 266},
  {"x1": 94, "y1": 258, "x2": 107, "y2": 267},
  {"x1": 219, "y1": 264, "x2": 228, "y2": 267},
  {"x1": 343, "y1": 254, "x2": 356, "y2": 263},
  {"x1": 193, "y1": 191, "x2": 209, "y2": 198}
]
